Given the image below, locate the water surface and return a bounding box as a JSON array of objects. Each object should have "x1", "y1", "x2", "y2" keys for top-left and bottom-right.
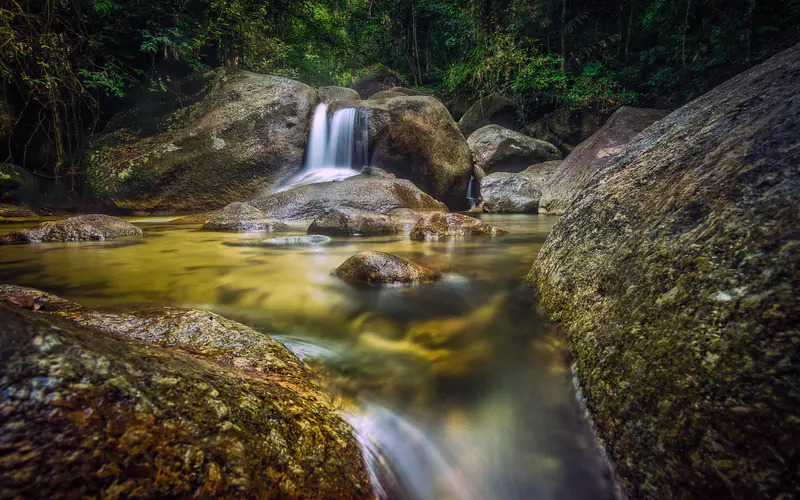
[{"x1": 0, "y1": 214, "x2": 614, "y2": 499}]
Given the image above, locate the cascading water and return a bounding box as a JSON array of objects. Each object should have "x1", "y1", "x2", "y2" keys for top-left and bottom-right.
[{"x1": 276, "y1": 103, "x2": 368, "y2": 191}]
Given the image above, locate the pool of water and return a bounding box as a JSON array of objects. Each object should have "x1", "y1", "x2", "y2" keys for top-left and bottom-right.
[{"x1": 0, "y1": 214, "x2": 614, "y2": 499}]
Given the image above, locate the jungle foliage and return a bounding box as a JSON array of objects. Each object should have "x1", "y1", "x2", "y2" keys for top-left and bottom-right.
[{"x1": 1, "y1": 0, "x2": 798, "y2": 187}]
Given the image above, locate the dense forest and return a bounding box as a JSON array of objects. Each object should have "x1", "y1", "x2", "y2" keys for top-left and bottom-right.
[{"x1": 2, "y1": 0, "x2": 799, "y2": 191}]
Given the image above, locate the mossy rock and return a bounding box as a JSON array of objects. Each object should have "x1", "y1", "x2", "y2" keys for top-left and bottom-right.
[
  {"x1": 409, "y1": 212, "x2": 507, "y2": 241},
  {"x1": 0, "y1": 285, "x2": 371, "y2": 498},
  {"x1": 529, "y1": 44, "x2": 800, "y2": 498},
  {"x1": 1, "y1": 214, "x2": 142, "y2": 243},
  {"x1": 335, "y1": 251, "x2": 438, "y2": 286}
]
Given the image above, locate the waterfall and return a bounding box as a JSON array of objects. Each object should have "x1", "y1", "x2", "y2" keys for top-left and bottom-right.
[{"x1": 276, "y1": 103, "x2": 368, "y2": 192}]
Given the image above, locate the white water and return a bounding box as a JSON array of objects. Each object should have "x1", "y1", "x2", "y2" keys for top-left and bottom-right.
[{"x1": 276, "y1": 103, "x2": 368, "y2": 192}]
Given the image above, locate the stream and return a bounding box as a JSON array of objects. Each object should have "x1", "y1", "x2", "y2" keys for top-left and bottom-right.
[{"x1": 0, "y1": 214, "x2": 615, "y2": 499}]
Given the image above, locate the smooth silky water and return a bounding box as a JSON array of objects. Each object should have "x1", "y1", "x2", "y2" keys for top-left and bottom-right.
[{"x1": 0, "y1": 214, "x2": 614, "y2": 499}]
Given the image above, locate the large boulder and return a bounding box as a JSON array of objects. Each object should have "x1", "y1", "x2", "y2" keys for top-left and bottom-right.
[
  {"x1": 319, "y1": 97, "x2": 472, "y2": 208},
  {"x1": 479, "y1": 172, "x2": 541, "y2": 213},
  {"x1": 368, "y1": 87, "x2": 424, "y2": 100},
  {"x1": 457, "y1": 95, "x2": 518, "y2": 137},
  {"x1": 539, "y1": 107, "x2": 668, "y2": 214},
  {"x1": 1, "y1": 214, "x2": 142, "y2": 243},
  {"x1": 409, "y1": 213, "x2": 508, "y2": 240},
  {"x1": 0, "y1": 286, "x2": 371, "y2": 498},
  {"x1": 335, "y1": 251, "x2": 438, "y2": 286},
  {"x1": 202, "y1": 202, "x2": 289, "y2": 232},
  {"x1": 468, "y1": 125, "x2": 562, "y2": 174},
  {"x1": 529, "y1": 45, "x2": 800, "y2": 498},
  {"x1": 307, "y1": 208, "x2": 398, "y2": 236},
  {"x1": 525, "y1": 108, "x2": 603, "y2": 156},
  {"x1": 86, "y1": 69, "x2": 316, "y2": 213},
  {"x1": 352, "y1": 65, "x2": 404, "y2": 99},
  {"x1": 520, "y1": 160, "x2": 562, "y2": 193},
  {"x1": 250, "y1": 169, "x2": 446, "y2": 221},
  {"x1": 318, "y1": 86, "x2": 361, "y2": 105}
]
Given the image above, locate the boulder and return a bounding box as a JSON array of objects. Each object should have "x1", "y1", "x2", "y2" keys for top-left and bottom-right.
[
  {"x1": 251, "y1": 164, "x2": 447, "y2": 223},
  {"x1": 352, "y1": 65, "x2": 404, "y2": 99},
  {"x1": 368, "y1": 87, "x2": 424, "y2": 100},
  {"x1": 335, "y1": 251, "x2": 438, "y2": 286},
  {"x1": 525, "y1": 108, "x2": 603, "y2": 156},
  {"x1": 329, "y1": 97, "x2": 472, "y2": 208},
  {"x1": 409, "y1": 213, "x2": 508, "y2": 240},
  {"x1": 539, "y1": 107, "x2": 668, "y2": 214},
  {"x1": 480, "y1": 172, "x2": 541, "y2": 213},
  {"x1": 446, "y1": 95, "x2": 476, "y2": 122},
  {"x1": 308, "y1": 208, "x2": 398, "y2": 236},
  {"x1": 520, "y1": 160, "x2": 562, "y2": 193},
  {"x1": 457, "y1": 95, "x2": 518, "y2": 137},
  {"x1": 202, "y1": 202, "x2": 289, "y2": 232},
  {"x1": 0, "y1": 286, "x2": 371, "y2": 498},
  {"x1": 529, "y1": 45, "x2": 800, "y2": 499},
  {"x1": 468, "y1": 125, "x2": 562, "y2": 174},
  {"x1": 1, "y1": 214, "x2": 142, "y2": 243},
  {"x1": 86, "y1": 69, "x2": 316, "y2": 212},
  {"x1": 318, "y1": 86, "x2": 361, "y2": 105}
]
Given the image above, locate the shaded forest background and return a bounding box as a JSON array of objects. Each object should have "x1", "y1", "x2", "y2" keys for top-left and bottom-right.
[{"x1": 2, "y1": 0, "x2": 799, "y2": 192}]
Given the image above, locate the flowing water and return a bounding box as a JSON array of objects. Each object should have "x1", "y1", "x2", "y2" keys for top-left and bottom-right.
[
  {"x1": 0, "y1": 214, "x2": 615, "y2": 499},
  {"x1": 277, "y1": 104, "x2": 369, "y2": 191}
]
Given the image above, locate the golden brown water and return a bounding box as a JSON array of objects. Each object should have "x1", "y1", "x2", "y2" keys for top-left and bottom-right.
[{"x1": 0, "y1": 214, "x2": 614, "y2": 500}]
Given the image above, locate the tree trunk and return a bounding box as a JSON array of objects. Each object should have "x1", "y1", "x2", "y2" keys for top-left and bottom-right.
[
  {"x1": 561, "y1": 0, "x2": 568, "y2": 77},
  {"x1": 625, "y1": 0, "x2": 635, "y2": 59}
]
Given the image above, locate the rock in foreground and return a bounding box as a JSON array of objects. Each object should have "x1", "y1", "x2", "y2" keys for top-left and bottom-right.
[
  {"x1": 2, "y1": 214, "x2": 142, "y2": 243},
  {"x1": 539, "y1": 106, "x2": 667, "y2": 214},
  {"x1": 409, "y1": 213, "x2": 508, "y2": 240},
  {"x1": 251, "y1": 170, "x2": 446, "y2": 221},
  {"x1": 308, "y1": 208, "x2": 398, "y2": 236},
  {"x1": 202, "y1": 202, "x2": 289, "y2": 232},
  {"x1": 0, "y1": 285, "x2": 370, "y2": 498},
  {"x1": 335, "y1": 251, "x2": 438, "y2": 286},
  {"x1": 530, "y1": 45, "x2": 800, "y2": 498},
  {"x1": 468, "y1": 125, "x2": 562, "y2": 174},
  {"x1": 86, "y1": 69, "x2": 316, "y2": 212},
  {"x1": 480, "y1": 172, "x2": 541, "y2": 213}
]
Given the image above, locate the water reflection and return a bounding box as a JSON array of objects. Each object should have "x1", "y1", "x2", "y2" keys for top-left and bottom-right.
[{"x1": 0, "y1": 214, "x2": 613, "y2": 499}]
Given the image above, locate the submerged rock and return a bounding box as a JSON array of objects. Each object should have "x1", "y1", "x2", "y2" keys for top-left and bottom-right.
[
  {"x1": 1, "y1": 214, "x2": 142, "y2": 243},
  {"x1": 0, "y1": 285, "x2": 370, "y2": 498},
  {"x1": 457, "y1": 95, "x2": 518, "y2": 137},
  {"x1": 468, "y1": 125, "x2": 562, "y2": 174},
  {"x1": 335, "y1": 251, "x2": 438, "y2": 286},
  {"x1": 330, "y1": 97, "x2": 472, "y2": 208},
  {"x1": 530, "y1": 45, "x2": 800, "y2": 499},
  {"x1": 308, "y1": 208, "x2": 398, "y2": 236},
  {"x1": 202, "y1": 202, "x2": 289, "y2": 232},
  {"x1": 318, "y1": 86, "x2": 361, "y2": 105},
  {"x1": 539, "y1": 106, "x2": 667, "y2": 214},
  {"x1": 480, "y1": 172, "x2": 541, "y2": 213},
  {"x1": 409, "y1": 212, "x2": 508, "y2": 241},
  {"x1": 86, "y1": 69, "x2": 316, "y2": 212},
  {"x1": 250, "y1": 171, "x2": 446, "y2": 221},
  {"x1": 263, "y1": 235, "x2": 331, "y2": 246}
]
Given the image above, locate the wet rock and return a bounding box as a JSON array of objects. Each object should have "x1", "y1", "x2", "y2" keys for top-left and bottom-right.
[
  {"x1": 263, "y1": 234, "x2": 331, "y2": 246},
  {"x1": 368, "y1": 87, "x2": 425, "y2": 100},
  {"x1": 86, "y1": 69, "x2": 316, "y2": 212},
  {"x1": 1, "y1": 214, "x2": 142, "y2": 243},
  {"x1": 308, "y1": 208, "x2": 398, "y2": 236},
  {"x1": 353, "y1": 64, "x2": 405, "y2": 99},
  {"x1": 539, "y1": 107, "x2": 667, "y2": 214},
  {"x1": 520, "y1": 160, "x2": 562, "y2": 193},
  {"x1": 409, "y1": 213, "x2": 508, "y2": 240},
  {"x1": 529, "y1": 45, "x2": 800, "y2": 499},
  {"x1": 387, "y1": 208, "x2": 431, "y2": 234},
  {"x1": 525, "y1": 108, "x2": 602, "y2": 156},
  {"x1": 480, "y1": 172, "x2": 541, "y2": 213},
  {"x1": 329, "y1": 97, "x2": 472, "y2": 208},
  {"x1": 457, "y1": 95, "x2": 518, "y2": 137},
  {"x1": 318, "y1": 86, "x2": 361, "y2": 105},
  {"x1": 0, "y1": 286, "x2": 371, "y2": 498},
  {"x1": 202, "y1": 202, "x2": 289, "y2": 232},
  {"x1": 335, "y1": 251, "x2": 438, "y2": 286},
  {"x1": 468, "y1": 125, "x2": 562, "y2": 174},
  {"x1": 250, "y1": 172, "x2": 446, "y2": 221}
]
